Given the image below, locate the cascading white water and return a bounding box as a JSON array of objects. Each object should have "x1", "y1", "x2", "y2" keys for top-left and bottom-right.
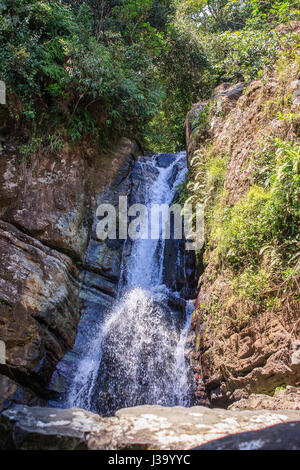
[{"x1": 65, "y1": 152, "x2": 195, "y2": 415}]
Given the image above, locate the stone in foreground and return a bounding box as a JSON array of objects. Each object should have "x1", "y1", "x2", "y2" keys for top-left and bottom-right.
[
  {"x1": 194, "y1": 421, "x2": 300, "y2": 450},
  {"x1": 1, "y1": 405, "x2": 300, "y2": 450}
]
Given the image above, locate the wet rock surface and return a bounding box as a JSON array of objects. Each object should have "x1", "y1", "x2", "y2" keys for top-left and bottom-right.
[
  {"x1": 0, "y1": 404, "x2": 299, "y2": 450},
  {"x1": 0, "y1": 219, "x2": 80, "y2": 404},
  {"x1": 0, "y1": 138, "x2": 139, "y2": 410},
  {"x1": 156, "y1": 153, "x2": 177, "y2": 168}
]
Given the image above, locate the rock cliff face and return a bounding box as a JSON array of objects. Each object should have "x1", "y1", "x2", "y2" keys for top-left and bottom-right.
[
  {"x1": 0, "y1": 137, "x2": 139, "y2": 410},
  {"x1": 186, "y1": 60, "x2": 300, "y2": 407}
]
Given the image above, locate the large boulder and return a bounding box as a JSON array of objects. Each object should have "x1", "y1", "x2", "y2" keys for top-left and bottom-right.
[{"x1": 194, "y1": 421, "x2": 300, "y2": 450}]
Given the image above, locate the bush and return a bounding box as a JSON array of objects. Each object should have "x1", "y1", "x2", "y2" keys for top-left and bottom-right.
[
  {"x1": 218, "y1": 29, "x2": 280, "y2": 81},
  {"x1": 219, "y1": 186, "x2": 270, "y2": 267},
  {"x1": 218, "y1": 139, "x2": 300, "y2": 270},
  {"x1": 232, "y1": 267, "x2": 270, "y2": 302},
  {"x1": 0, "y1": 0, "x2": 162, "y2": 143}
]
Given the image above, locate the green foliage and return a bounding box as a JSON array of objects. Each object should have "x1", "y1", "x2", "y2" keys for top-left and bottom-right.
[
  {"x1": 19, "y1": 136, "x2": 43, "y2": 159},
  {"x1": 177, "y1": 0, "x2": 300, "y2": 84},
  {"x1": 186, "y1": 146, "x2": 228, "y2": 206},
  {"x1": 174, "y1": 177, "x2": 189, "y2": 204},
  {"x1": 0, "y1": 0, "x2": 298, "y2": 152},
  {"x1": 145, "y1": 23, "x2": 209, "y2": 151},
  {"x1": 178, "y1": 0, "x2": 300, "y2": 32},
  {"x1": 0, "y1": 0, "x2": 165, "y2": 144},
  {"x1": 191, "y1": 105, "x2": 210, "y2": 137},
  {"x1": 218, "y1": 29, "x2": 280, "y2": 81},
  {"x1": 0, "y1": 0, "x2": 208, "y2": 150},
  {"x1": 219, "y1": 186, "x2": 271, "y2": 267},
  {"x1": 217, "y1": 139, "x2": 300, "y2": 270},
  {"x1": 186, "y1": 135, "x2": 299, "y2": 309},
  {"x1": 206, "y1": 151, "x2": 228, "y2": 193},
  {"x1": 267, "y1": 140, "x2": 300, "y2": 245},
  {"x1": 247, "y1": 0, "x2": 300, "y2": 29},
  {"x1": 177, "y1": 0, "x2": 252, "y2": 32},
  {"x1": 273, "y1": 385, "x2": 287, "y2": 393},
  {"x1": 252, "y1": 142, "x2": 278, "y2": 186},
  {"x1": 231, "y1": 267, "x2": 270, "y2": 302}
]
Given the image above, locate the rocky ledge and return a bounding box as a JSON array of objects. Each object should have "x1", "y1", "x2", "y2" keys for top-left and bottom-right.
[
  {"x1": 229, "y1": 386, "x2": 300, "y2": 411},
  {"x1": 0, "y1": 404, "x2": 299, "y2": 450}
]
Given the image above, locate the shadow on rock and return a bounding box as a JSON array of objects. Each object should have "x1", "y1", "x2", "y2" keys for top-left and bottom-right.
[{"x1": 194, "y1": 421, "x2": 300, "y2": 450}]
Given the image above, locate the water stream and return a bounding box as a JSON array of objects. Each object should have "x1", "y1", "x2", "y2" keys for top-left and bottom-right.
[{"x1": 63, "y1": 152, "x2": 195, "y2": 416}]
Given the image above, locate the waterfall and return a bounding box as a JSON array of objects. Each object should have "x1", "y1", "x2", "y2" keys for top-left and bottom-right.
[{"x1": 65, "y1": 152, "x2": 195, "y2": 415}]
